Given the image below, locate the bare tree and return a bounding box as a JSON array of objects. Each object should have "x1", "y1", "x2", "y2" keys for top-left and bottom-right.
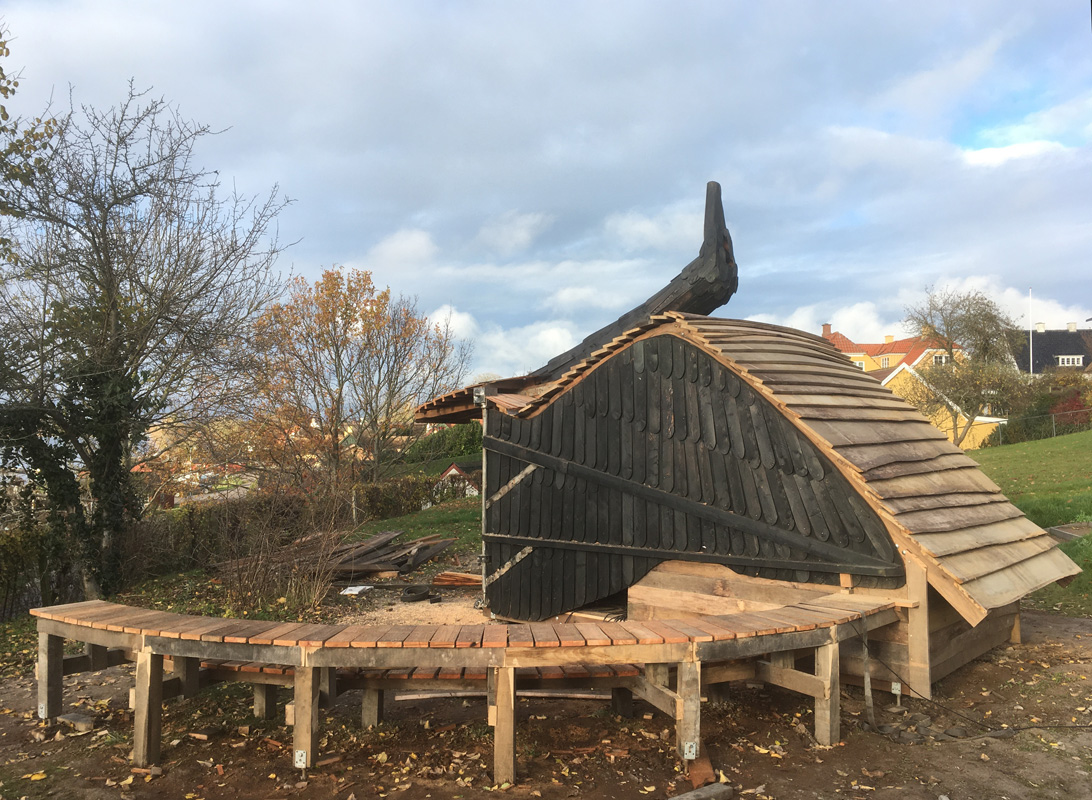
[
  {"x1": 902, "y1": 287, "x2": 1029, "y2": 446},
  {"x1": 0, "y1": 84, "x2": 288, "y2": 596}
]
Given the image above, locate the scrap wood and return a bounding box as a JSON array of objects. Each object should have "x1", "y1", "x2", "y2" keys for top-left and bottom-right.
[
  {"x1": 432, "y1": 571, "x2": 482, "y2": 587},
  {"x1": 216, "y1": 529, "x2": 456, "y2": 583}
]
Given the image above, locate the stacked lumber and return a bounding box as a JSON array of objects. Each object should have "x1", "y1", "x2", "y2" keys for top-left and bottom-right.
[
  {"x1": 432, "y1": 571, "x2": 483, "y2": 587},
  {"x1": 217, "y1": 530, "x2": 456, "y2": 585}
]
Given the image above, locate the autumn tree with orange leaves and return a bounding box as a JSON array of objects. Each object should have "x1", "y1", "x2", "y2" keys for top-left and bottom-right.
[{"x1": 253, "y1": 268, "x2": 471, "y2": 494}]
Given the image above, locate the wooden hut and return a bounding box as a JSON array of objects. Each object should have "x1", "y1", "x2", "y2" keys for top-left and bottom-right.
[{"x1": 416, "y1": 188, "x2": 1079, "y2": 699}]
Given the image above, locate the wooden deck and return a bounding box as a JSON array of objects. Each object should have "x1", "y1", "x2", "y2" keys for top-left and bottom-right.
[{"x1": 32, "y1": 594, "x2": 898, "y2": 783}]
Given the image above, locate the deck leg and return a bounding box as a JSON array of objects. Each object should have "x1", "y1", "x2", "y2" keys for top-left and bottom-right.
[
  {"x1": 611, "y1": 687, "x2": 633, "y2": 717},
  {"x1": 361, "y1": 688, "x2": 385, "y2": 728},
  {"x1": 705, "y1": 682, "x2": 731, "y2": 704},
  {"x1": 254, "y1": 684, "x2": 279, "y2": 720},
  {"x1": 132, "y1": 652, "x2": 164, "y2": 766},
  {"x1": 814, "y1": 642, "x2": 840, "y2": 746},
  {"x1": 177, "y1": 656, "x2": 201, "y2": 698},
  {"x1": 645, "y1": 662, "x2": 669, "y2": 688},
  {"x1": 675, "y1": 661, "x2": 700, "y2": 761},
  {"x1": 86, "y1": 643, "x2": 109, "y2": 670},
  {"x1": 293, "y1": 667, "x2": 320, "y2": 769},
  {"x1": 905, "y1": 559, "x2": 932, "y2": 700},
  {"x1": 492, "y1": 666, "x2": 516, "y2": 785},
  {"x1": 487, "y1": 668, "x2": 497, "y2": 726},
  {"x1": 1009, "y1": 610, "x2": 1022, "y2": 645},
  {"x1": 319, "y1": 667, "x2": 337, "y2": 708},
  {"x1": 37, "y1": 632, "x2": 63, "y2": 720}
]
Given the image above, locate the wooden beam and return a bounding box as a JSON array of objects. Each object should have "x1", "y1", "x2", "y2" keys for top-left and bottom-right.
[
  {"x1": 37, "y1": 632, "x2": 63, "y2": 720},
  {"x1": 756, "y1": 660, "x2": 827, "y2": 699},
  {"x1": 132, "y1": 651, "x2": 164, "y2": 766},
  {"x1": 292, "y1": 667, "x2": 320, "y2": 768},
  {"x1": 486, "y1": 464, "x2": 538, "y2": 508},
  {"x1": 493, "y1": 666, "x2": 517, "y2": 785}
]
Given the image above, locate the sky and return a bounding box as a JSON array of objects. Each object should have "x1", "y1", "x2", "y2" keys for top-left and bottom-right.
[{"x1": 3, "y1": 1, "x2": 1091, "y2": 379}]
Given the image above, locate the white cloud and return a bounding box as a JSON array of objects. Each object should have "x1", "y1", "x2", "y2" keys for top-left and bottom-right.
[
  {"x1": 874, "y1": 32, "x2": 1007, "y2": 120},
  {"x1": 428, "y1": 304, "x2": 479, "y2": 340},
  {"x1": 962, "y1": 140, "x2": 1069, "y2": 166},
  {"x1": 366, "y1": 229, "x2": 438, "y2": 271},
  {"x1": 747, "y1": 300, "x2": 898, "y2": 344},
  {"x1": 603, "y1": 208, "x2": 703, "y2": 252},
  {"x1": 475, "y1": 320, "x2": 580, "y2": 378},
  {"x1": 476, "y1": 211, "x2": 554, "y2": 256},
  {"x1": 979, "y1": 90, "x2": 1092, "y2": 147}
]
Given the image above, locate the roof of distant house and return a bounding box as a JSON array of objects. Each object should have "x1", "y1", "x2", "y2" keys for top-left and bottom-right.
[{"x1": 1012, "y1": 327, "x2": 1092, "y2": 373}]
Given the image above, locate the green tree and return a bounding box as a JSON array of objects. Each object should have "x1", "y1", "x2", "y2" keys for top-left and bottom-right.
[
  {"x1": 902, "y1": 287, "x2": 1029, "y2": 446},
  {"x1": 0, "y1": 83, "x2": 287, "y2": 598}
]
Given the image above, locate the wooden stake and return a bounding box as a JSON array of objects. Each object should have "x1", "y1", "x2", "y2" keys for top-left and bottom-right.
[
  {"x1": 361, "y1": 688, "x2": 385, "y2": 728},
  {"x1": 814, "y1": 641, "x2": 839, "y2": 746},
  {"x1": 492, "y1": 666, "x2": 516, "y2": 785},
  {"x1": 675, "y1": 661, "x2": 701, "y2": 760},
  {"x1": 132, "y1": 652, "x2": 164, "y2": 766},
  {"x1": 37, "y1": 632, "x2": 63, "y2": 720},
  {"x1": 254, "y1": 684, "x2": 278, "y2": 720},
  {"x1": 292, "y1": 667, "x2": 320, "y2": 769}
]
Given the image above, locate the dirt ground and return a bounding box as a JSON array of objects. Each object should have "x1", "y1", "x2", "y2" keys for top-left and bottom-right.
[{"x1": 1, "y1": 605, "x2": 1089, "y2": 800}]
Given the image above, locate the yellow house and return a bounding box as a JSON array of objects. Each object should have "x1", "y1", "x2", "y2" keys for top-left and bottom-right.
[{"x1": 879, "y1": 363, "x2": 1002, "y2": 449}]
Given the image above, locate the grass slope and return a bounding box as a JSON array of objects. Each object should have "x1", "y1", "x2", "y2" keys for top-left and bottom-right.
[
  {"x1": 973, "y1": 429, "x2": 1092, "y2": 616},
  {"x1": 972, "y1": 428, "x2": 1092, "y2": 528}
]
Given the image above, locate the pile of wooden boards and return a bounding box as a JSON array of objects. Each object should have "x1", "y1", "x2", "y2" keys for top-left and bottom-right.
[
  {"x1": 432, "y1": 571, "x2": 482, "y2": 587},
  {"x1": 218, "y1": 529, "x2": 455, "y2": 585}
]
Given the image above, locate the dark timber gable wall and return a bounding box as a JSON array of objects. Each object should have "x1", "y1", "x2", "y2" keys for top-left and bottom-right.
[{"x1": 483, "y1": 332, "x2": 903, "y2": 621}]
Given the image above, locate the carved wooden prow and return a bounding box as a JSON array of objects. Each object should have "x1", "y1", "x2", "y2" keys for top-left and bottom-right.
[{"x1": 530, "y1": 181, "x2": 738, "y2": 381}]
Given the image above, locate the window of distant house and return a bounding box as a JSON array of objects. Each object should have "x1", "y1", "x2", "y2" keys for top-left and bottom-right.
[
  {"x1": 933, "y1": 354, "x2": 951, "y2": 365},
  {"x1": 853, "y1": 360, "x2": 865, "y2": 370},
  {"x1": 881, "y1": 356, "x2": 890, "y2": 368},
  {"x1": 1057, "y1": 355, "x2": 1084, "y2": 367}
]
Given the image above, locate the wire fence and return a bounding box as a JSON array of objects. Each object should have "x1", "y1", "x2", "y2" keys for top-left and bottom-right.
[{"x1": 988, "y1": 406, "x2": 1092, "y2": 447}]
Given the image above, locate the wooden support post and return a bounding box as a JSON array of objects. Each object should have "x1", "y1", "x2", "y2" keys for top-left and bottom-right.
[
  {"x1": 905, "y1": 558, "x2": 932, "y2": 700},
  {"x1": 487, "y1": 667, "x2": 497, "y2": 726},
  {"x1": 814, "y1": 642, "x2": 839, "y2": 746},
  {"x1": 319, "y1": 667, "x2": 337, "y2": 708},
  {"x1": 1009, "y1": 610, "x2": 1022, "y2": 645},
  {"x1": 646, "y1": 662, "x2": 670, "y2": 688},
  {"x1": 292, "y1": 667, "x2": 320, "y2": 769},
  {"x1": 37, "y1": 632, "x2": 63, "y2": 720},
  {"x1": 675, "y1": 661, "x2": 700, "y2": 761},
  {"x1": 611, "y1": 687, "x2": 633, "y2": 717},
  {"x1": 771, "y1": 650, "x2": 795, "y2": 670},
  {"x1": 492, "y1": 666, "x2": 516, "y2": 785},
  {"x1": 86, "y1": 643, "x2": 108, "y2": 670},
  {"x1": 361, "y1": 688, "x2": 385, "y2": 728},
  {"x1": 177, "y1": 656, "x2": 201, "y2": 698},
  {"x1": 704, "y1": 682, "x2": 731, "y2": 704},
  {"x1": 254, "y1": 684, "x2": 279, "y2": 720},
  {"x1": 132, "y1": 652, "x2": 164, "y2": 766}
]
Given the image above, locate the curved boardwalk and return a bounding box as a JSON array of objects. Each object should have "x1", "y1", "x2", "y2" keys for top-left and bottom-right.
[{"x1": 33, "y1": 595, "x2": 897, "y2": 782}]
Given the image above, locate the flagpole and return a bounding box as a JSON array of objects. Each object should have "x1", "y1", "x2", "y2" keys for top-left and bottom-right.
[{"x1": 1028, "y1": 287, "x2": 1033, "y2": 375}]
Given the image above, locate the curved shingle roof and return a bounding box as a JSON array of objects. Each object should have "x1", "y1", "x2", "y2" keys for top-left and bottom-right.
[{"x1": 420, "y1": 312, "x2": 1080, "y2": 624}]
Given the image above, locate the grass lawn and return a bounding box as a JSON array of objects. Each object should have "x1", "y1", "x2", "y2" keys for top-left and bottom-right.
[
  {"x1": 971, "y1": 428, "x2": 1092, "y2": 529},
  {"x1": 972, "y1": 429, "x2": 1092, "y2": 616},
  {"x1": 350, "y1": 495, "x2": 481, "y2": 555}
]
